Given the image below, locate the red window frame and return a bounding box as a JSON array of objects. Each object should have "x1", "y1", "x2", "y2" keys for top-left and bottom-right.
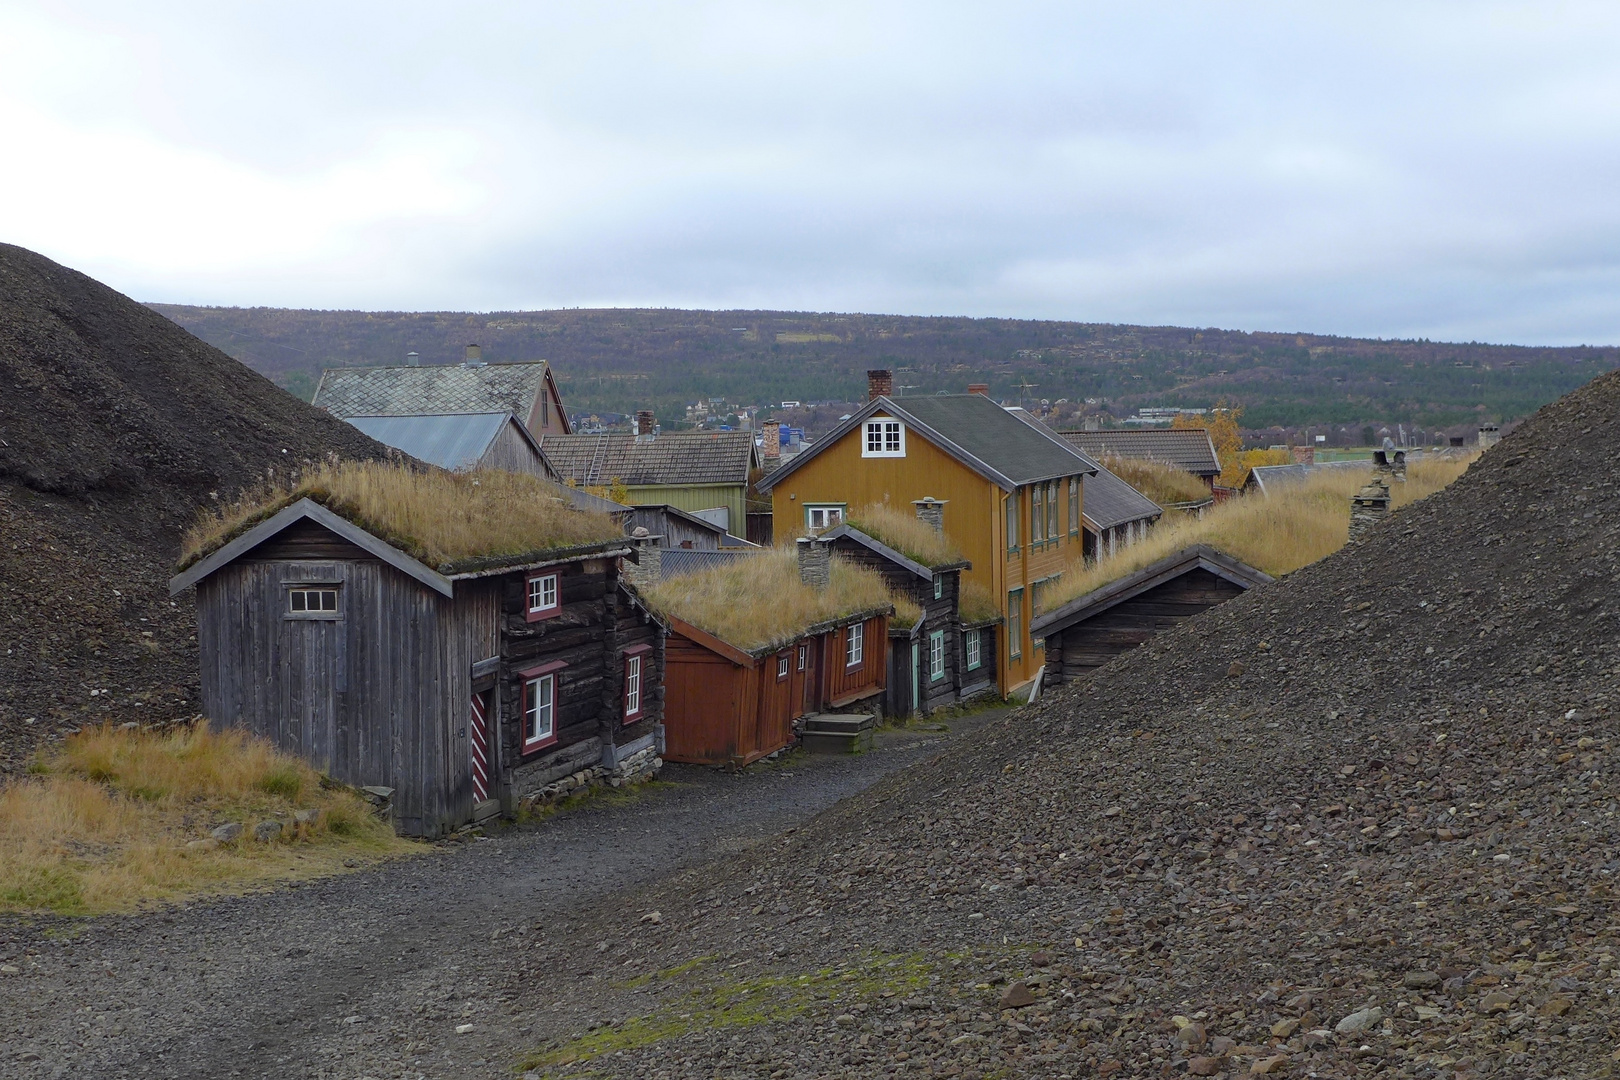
[
  {"x1": 525, "y1": 571, "x2": 561, "y2": 622},
  {"x1": 518, "y1": 659, "x2": 567, "y2": 754},
  {"x1": 622, "y1": 645, "x2": 653, "y2": 724}
]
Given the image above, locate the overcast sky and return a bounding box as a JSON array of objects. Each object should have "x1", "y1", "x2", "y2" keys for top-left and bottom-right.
[{"x1": 3, "y1": 3, "x2": 1619, "y2": 344}]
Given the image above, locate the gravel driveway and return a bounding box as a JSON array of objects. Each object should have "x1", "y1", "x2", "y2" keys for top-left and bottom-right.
[{"x1": 0, "y1": 710, "x2": 1001, "y2": 1079}]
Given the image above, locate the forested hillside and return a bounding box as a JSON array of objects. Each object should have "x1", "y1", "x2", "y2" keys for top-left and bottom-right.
[{"x1": 150, "y1": 304, "x2": 1617, "y2": 431}]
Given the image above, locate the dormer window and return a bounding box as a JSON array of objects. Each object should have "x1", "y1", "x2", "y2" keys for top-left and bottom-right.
[
  {"x1": 862, "y1": 418, "x2": 905, "y2": 458},
  {"x1": 526, "y1": 572, "x2": 560, "y2": 622}
]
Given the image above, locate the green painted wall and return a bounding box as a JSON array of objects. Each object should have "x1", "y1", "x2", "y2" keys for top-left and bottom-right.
[{"x1": 626, "y1": 484, "x2": 748, "y2": 531}]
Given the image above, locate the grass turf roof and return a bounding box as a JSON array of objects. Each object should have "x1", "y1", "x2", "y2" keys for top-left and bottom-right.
[
  {"x1": 1098, "y1": 454, "x2": 1210, "y2": 506},
  {"x1": 641, "y1": 548, "x2": 893, "y2": 654},
  {"x1": 178, "y1": 460, "x2": 625, "y2": 573},
  {"x1": 843, "y1": 502, "x2": 966, "y2": 568}
]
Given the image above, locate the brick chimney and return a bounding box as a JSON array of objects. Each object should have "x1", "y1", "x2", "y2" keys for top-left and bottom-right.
[
  {"x1": 796, "y1": 536, "x2": 831, "y2": 590},
  {"x1": 761, "y1": 419, "x2": 781, "y2": 461},
  {"x1": 1348, "y1": 479, "x2": 1391, "y2": 543},
  {"x1": 463, "y1": 343, "x2": 483, "y2": 367},
  {"x1": 867, "y1": 369, "x2": 893, "y2": 401},
  {"x1": 912, "y1": 497, "x2": 947, "y2": 534},
  {"x1": 622, "y1": 529, "x2": 663, "y2": 588},
  {"x1": 635, "y1": 410, "x2": 656, "y2": 443},
  {"x1": 967, "y1": 383, "x2": 989, "y2": 397}
]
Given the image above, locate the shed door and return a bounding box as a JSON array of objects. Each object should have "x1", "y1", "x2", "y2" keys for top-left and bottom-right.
[
  {"x1": 802, "y1": 637, "x2": 821, "y2": 713},
  {"x1": 470, "y1": 691, "x2": 492, "y2": 804}
]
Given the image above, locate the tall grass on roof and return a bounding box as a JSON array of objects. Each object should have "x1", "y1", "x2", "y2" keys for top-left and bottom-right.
[
  {"x1": 958, "y1": 581, "x2": 1002, "y2": 625},
  {"x1": 179, "y1": 460, "x2": 625, "y2": 572},
  {"x1": 1098, "y1": 454, "x2": 1208, "y2": 507},
  {"x1": 642, "y1": 548, "x2": 893, "y2": 653},
  {"x1": 1037, "y1": 454, "x2": 1477, "y2": 615},
  {"x1": 843, "y1": 502, "x2": 966, "y2": 567}
]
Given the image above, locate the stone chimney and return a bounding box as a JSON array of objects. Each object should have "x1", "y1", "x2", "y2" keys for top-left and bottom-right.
[
  {"x1": 1348, "y1": 479, "x2": 1391, "y2": 542},
  {"x1": 635, "y1": 410, "x2": 656, "y2": 443},
  {"x1": 912, "y1": 497, "x2": 947, "y2": 534},
  {"x1": 622, "y1": 529, "x2": 662, "y2": 588},
  {"x1": 761, "y1": 419, "x2": 781, "y2": 461},
  {"x1": 796, "y1": 536, "x2": 831, "y2": 590},
  {"x1": 1373, "y1": 447, "x2": 1407, "y2": 483},
  {"x1": 1290, "y1": 445, "x2": 1314, "y2": 465},
  {"x1": 1478, "y1": 424, "x2": 1501, "y2": 449},
  {"x1": 867, "y1": 369, "x2": 893, "y2": 401},
  {"x1": 967, "y1": 383, "x2": 989, "y2": 397},
  {"x1": 463, "y1": 343, "x2": 483, "y2": 367}
]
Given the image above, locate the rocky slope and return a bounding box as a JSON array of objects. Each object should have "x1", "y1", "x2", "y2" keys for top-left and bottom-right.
[
  {"x1": 506, "y1": 370, "x2": 1620, "y2": 1078},
  {"x1": 0, "y1": 245, "x2": 388, "y2": 771}
]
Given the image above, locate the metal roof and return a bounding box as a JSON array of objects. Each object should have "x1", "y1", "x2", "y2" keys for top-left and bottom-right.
[
  {"x1": 540, "y1": 430, "x2": 759, "y2": 487},
  {"x1": 315, "y1": 362, "x2": 552, "y2": 422},
  {"x1": 659, "y1": 548, "x2": 761, "y2": 580},
  {"x1": 345, "y1": 412, "x2": 516, "y2": 472},
  {"x1": 1060, "y1": 428, "x2": 1222, "y2": 477},
  {"x1": 1081, "y1": 464, "x2": 1164, "y2": 531},
  {"x1": 759, "y1": 395, "x2": 1097, "y2": 493}
]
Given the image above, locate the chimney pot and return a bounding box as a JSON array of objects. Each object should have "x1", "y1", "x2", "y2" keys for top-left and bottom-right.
[
  {"x1": 796, "y1": 536, "x2": 831, "y2": 590},
  {"x1": 867, "y1": 369, "x2": 894, "y2": 402},
  {"x1": 912, "y1": 497, "x2": 947, "y2": 534},
  {"x1": 967, "y1": 383, "x2": 989, "y2": 397}
]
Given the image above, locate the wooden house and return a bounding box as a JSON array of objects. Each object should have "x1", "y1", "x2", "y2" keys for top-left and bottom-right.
[
  {"x1": 169, "y1": 477, "x2": 663, "y2": 838},
  {"x1": 757, "y1": 375, "x2": 1098, "y2": 698},
  {"x1": 1030, "y1": 545, "x2": 1271, "y2": 685},
  {"x1": 345, "y1": 412, "x2": 552, "y2": 479},
  {"x1": 315, "y1": 349, "x2": 571, "y2": 437},
  {"x1": 541, "y1": 414, "x2": 761, "y2": 535},
  {"x1": 642, "y1": 539, "x2": 891, "y2": 766},
  {"x1": 1064, "y1": 447, "x2": 1164, "y2": 562},
  {"x1": 1059, "y1": 428, "x2": 1223, "y2": 490},
  {"x1": 815, "y1": 515, "x2": 971, "y2": 717}
]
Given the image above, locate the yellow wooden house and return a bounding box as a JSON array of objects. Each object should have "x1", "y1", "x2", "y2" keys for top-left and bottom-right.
[{"x1": 757, "y1": 381, "x2": 1099, "y2": 698}]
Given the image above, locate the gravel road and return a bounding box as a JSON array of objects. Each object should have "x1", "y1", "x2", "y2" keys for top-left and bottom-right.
[{"x1": 0, "y1": 710, "x2": 1002, "y2": 1079}]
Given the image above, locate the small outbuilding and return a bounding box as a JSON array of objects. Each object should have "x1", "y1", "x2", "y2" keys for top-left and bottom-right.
[
  {"x1": 641, "y1": 539, "x2": 892, "y2": 766},
  {"x1": 1031, "y1": 545, "x2": 1271, "y2": 685},
  {"x1": 169, "y1": 465, "x2": 664, "y2": 837}
]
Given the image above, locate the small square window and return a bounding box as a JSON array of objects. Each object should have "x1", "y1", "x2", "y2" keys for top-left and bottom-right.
[
  {"x1": 287, "y1": 586, "x2": 339, "y2": 617},
  {"x1": 806, "y1": 505, "x2": 844, "y2": 531},
  {"x1": 526, "y1": 572, "x2": 560, "y2": 621},
  {"x1": 861, "y1": 419, "x2": 905, "y2": 458}
]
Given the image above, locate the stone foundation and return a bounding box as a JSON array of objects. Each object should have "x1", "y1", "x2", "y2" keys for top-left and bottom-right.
[{"x1": 512, "y1": 731, "x2": 664, "y2": 812}]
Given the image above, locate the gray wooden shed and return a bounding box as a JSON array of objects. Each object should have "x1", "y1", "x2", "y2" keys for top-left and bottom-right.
[{"x1": 170, "y1": 498, "x2": 664, "y2": 837}]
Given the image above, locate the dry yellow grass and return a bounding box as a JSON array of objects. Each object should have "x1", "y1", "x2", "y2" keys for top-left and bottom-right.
[
  {"x1": 843, "y1": 503, "x2": 967, "y2": 567},
  {"x1": 642, "y1": 548, "x2": 893, "y2": 653},
  {"x1": 180, "y1": 460, "x2": 624, "y2": 572},
  {"x1": 1098, "y1": 455, "x2": 1209, "y2": 506},
  {"x1": 889, "y1": 592, "x2": 925, "y2": 630},
  {"x1": 1037, "y1": 454, "x2": 1477, "y2": 615},
  {"x1": 959, "y1": 580, "x2": 1002, "y2": 625},
  {"x1": 0, "y1": 722, "x2": 414, "y2": 916}
]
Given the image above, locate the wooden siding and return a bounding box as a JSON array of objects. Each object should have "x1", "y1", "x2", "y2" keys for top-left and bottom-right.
[
  {"x1": 1043, "y1": 567, "x2": 1244, "y2": 683},
  {"x1": 625, "y1": 483, "x2": 747, "y2": 530},
  {"x1": 663, "y1": 634, "x2": 748, "y2": 764},
  {"x1": 478, "y1": 421, "x2": 549, "y2": 477},
  {"x1": 824, "y1": 615, "x2": 888, "y2": 707},
  {"x1": 196, "y1": 559, "x2": 498, "y2": 838},
  {"x1": 769, "y1": 412, "x2": 1085, "y2": 696}
]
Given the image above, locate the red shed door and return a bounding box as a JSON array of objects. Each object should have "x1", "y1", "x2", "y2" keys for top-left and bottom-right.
[{"x1": 469, "y1": 692, "x2": 491, "y2": 804}]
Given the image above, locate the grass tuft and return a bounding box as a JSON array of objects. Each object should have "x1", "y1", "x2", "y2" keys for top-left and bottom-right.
[
  {"x1": 179, "y1": 460, "x2": 624, "y2": 571},
  {"x1": 641, "y1": 548, "x2": 893, "y2": 653},
  {"x1": 0, "y1": 721, "x2": 415, "y2": 915},
  {"x1": 958, "y1": 580, "x2": 1002, "y2": 625},
  {"x1": 843, "y1": 503, "x2": 966, "y2": 567},
  {"x1": 1038, "y1": 454, "x2": 1476, "y2": 614},
  {"x1": 1098, "y1": 454, "x2": 1209, "y2": 506}
]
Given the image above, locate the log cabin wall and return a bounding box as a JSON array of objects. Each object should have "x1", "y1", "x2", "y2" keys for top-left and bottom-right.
[
  {"x1": 1044, "y1": 567, "x2": 1245, "y2": 684},
  {"x1": 918, "y1": 570, "x2": 960, "y2": 714},
  {"x1": 960, "y1": 622, "x2": 998, "y2": 696},
  {"x1": 196, "y1": 556, "x2": 499, "y2": 838}
]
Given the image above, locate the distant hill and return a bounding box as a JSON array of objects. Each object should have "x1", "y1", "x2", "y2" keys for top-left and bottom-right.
[{"x1": 149, "y1": 304, "x2": 1618, "y2": 434}]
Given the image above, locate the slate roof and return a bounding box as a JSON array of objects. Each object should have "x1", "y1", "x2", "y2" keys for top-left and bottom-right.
[
  {"x1": 540, "y1": 430, "x2": 759, "y2": 487},
  {"x1": 1082, "y1": 464, "x2": 1164, "y2": 532},
  {"x1": 345, "y1": 412, "x2": 524, "y2": 472},
  {"x1": 314, "y1": 363, "x2": 551, "y2": 422},
  {"x1": 1060, "y1": 428, "x2": 1222, "y2": 477},
  {"x1": 758, "y1": 395, "x2": 1097, "y2": 493}
]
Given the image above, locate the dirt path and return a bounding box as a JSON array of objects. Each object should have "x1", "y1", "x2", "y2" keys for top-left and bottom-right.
[{"x1": 0, "y1": 710, "x2": 1002, "y2": 1079}]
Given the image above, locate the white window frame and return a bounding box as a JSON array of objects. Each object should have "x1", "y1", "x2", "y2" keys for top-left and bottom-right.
[
  {"x1": 797, "y1": 645, "x2": 807, "y2": 671},
  {"x1": 805, "y1": 504, "x2": 845, "y2": 531},
  {"x1": 526, "y1": 572, "x2": 559, "y2": 617},
  {"x1": 861, "y1": 418, "x2": 906, "y2": 458},
  {"x1": 845, "y1": 622, "x2": 864, "y2": 667},
  {"x1": 933, "y1": 575, "x2": 943, "y2": 600},
  {"x1": 1047, "y1": 482, "x2": 1059, "y2": 540},
  {"x1": 523, "y1": 674, "x2": 556, "y2": 750},
  {"x1": 929, "y1": 630, "x2": 945, "y2": 681},
  {"x1": 1032, "y1": 484, "x2": 1045, "y2": 544},
  {"x1": 1008, "y1": 589, "x2": 1023, "y2": 659},
  {"x1": 965, "y1": 629, "x2": 981, "y2": 670},
  {"x1": 777, "y1": 654, "x2": 790, "y2": 679},
  {"x1": 624, "y1": 655, "x2": 642, "y2": 720}
]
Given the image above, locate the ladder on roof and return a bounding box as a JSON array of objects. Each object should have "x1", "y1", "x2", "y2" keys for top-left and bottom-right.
[{"x1": 583, "y1": 432, "x2": 611, "y2": 486}]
